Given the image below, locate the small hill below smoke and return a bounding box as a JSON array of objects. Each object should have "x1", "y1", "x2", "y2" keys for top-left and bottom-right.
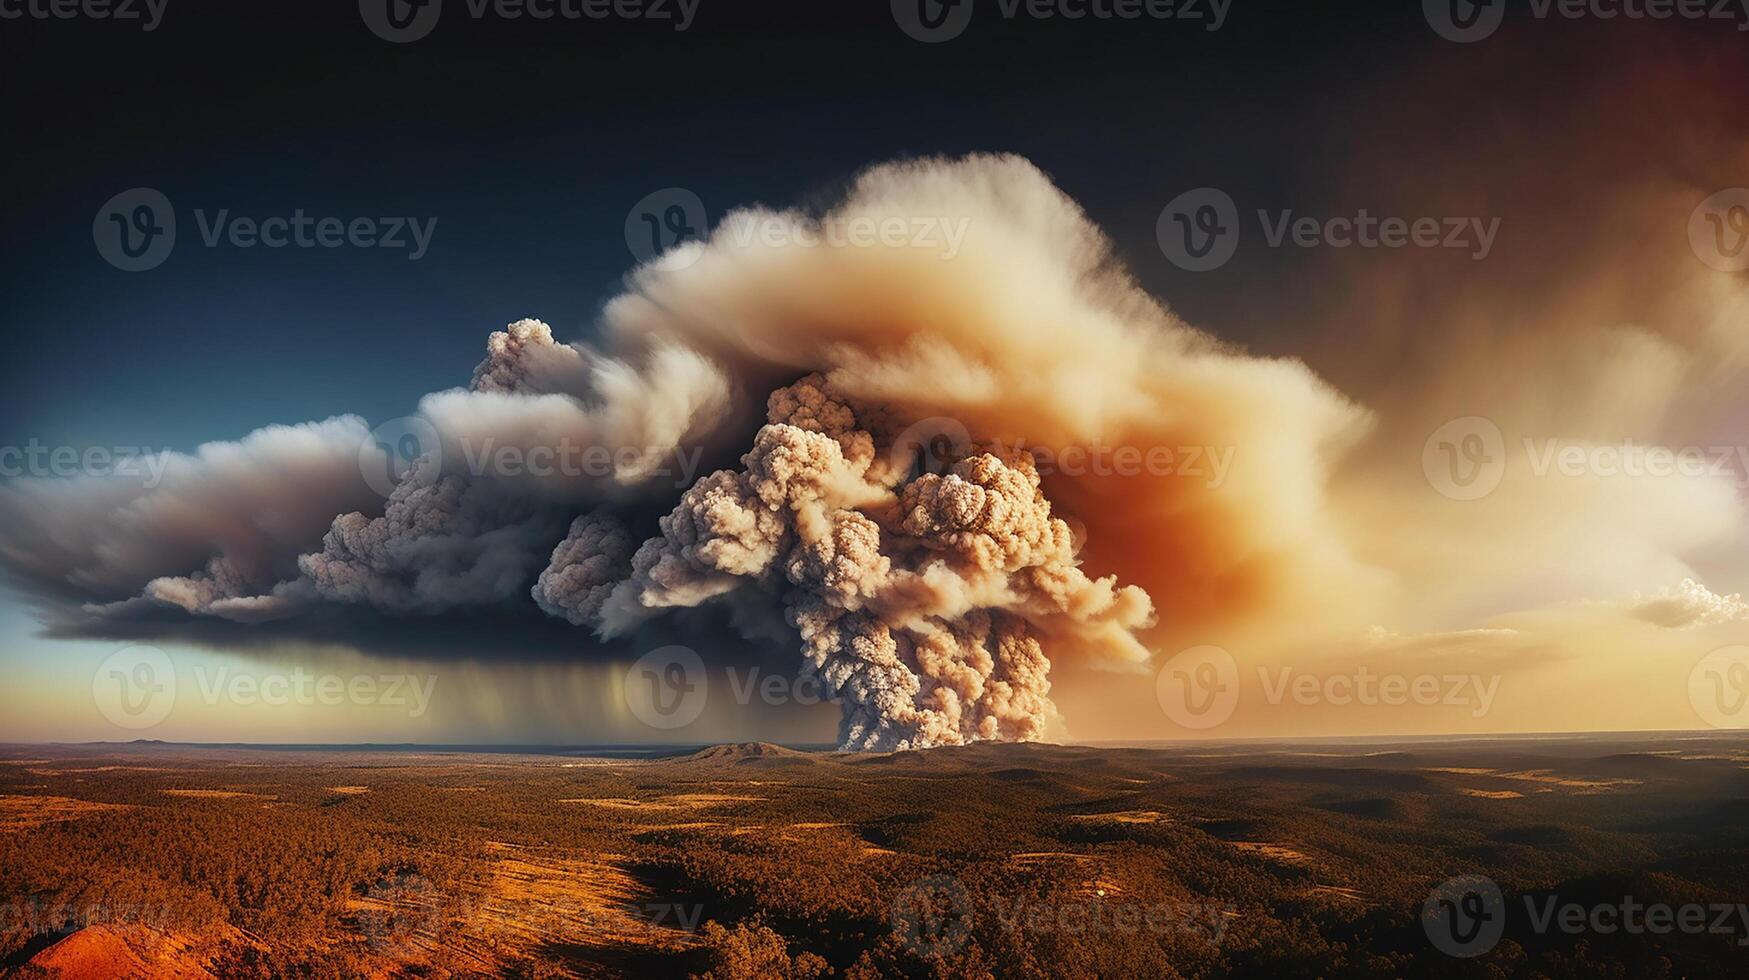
[{"x1": 685, "y1": 742, "x2": 811, "y2": 763}]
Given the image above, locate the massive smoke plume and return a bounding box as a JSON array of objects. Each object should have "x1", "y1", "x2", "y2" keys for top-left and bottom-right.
[
  {"x1": 1, "y1": 154, "x2": 1376, "y2": 748},
  {"x1": 536, "y1": 374, "x2": 1154, "y2": 748}
]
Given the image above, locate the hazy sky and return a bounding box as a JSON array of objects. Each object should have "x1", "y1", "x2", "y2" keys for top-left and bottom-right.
[{"x1": 2, "y1": 1, "x2": 1746, "y2": 745}]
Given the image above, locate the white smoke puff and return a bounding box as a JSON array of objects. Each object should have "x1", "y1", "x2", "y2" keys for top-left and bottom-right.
[
  {"x1": 145, "y1": 556, "x2": 257, "y2": 613},
  {"x1": 470, "y1": 318, "x2": 593, "y2": 396},
  {"x1": 531, "y1": 512, "x2": 635, "y2": 625},
  {"x1": 594, "y1": 378, "x2": 899, "y2": 635},
  {"x1": 765, "y1": 374, "x2": 879, "y2": 473},
  {"x1": 142, "y1": 557, "x2": 301, "y2": 623},
  {"x1": 1621, "y1": 578, "x2": 1749, "y2": 630},
  {"x1": 898, "y1": 450, "x2": 1074, "y2": 572},
  {"x1": 783, "y1": 507, "x2": 889, "y2": 607},
  {"x1": 594, "y1": 468, "x2": 789, "y2": 634},
  {"x1": 421, "y1": 339, "x2": 732, "y2": 500}
]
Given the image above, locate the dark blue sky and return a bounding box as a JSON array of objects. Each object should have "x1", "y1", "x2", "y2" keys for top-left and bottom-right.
[{"x1": 0, "y1": 0, "x2": 1442, "y2": 453}]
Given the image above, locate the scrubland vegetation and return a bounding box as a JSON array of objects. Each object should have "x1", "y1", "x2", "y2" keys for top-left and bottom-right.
[{"x1": 1, "y1": 735, "x2": 1746, "y2": 977}]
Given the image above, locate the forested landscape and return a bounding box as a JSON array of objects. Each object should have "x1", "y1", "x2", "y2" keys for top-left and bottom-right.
[{"x1": 1, "y1": 734, "x2": 1746, "y2": 978}]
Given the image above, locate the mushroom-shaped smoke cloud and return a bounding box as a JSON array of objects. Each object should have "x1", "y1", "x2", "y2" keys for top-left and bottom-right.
[{"x1": 0, "y1": 155, "x2": 1374, "y2": 749}]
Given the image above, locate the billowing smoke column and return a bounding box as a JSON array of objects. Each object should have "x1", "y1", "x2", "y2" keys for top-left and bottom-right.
[
  {"x1": 0, "y1": 154, "x2": 1374, "y2": 749},
  {"x1": 535, "y1": 375, "x2": 1153, "y2": 749}
]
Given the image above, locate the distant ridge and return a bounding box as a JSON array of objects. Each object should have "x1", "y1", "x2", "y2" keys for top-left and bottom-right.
[{"x1": 685, "y1": 742, "x2": 810, "y2": 762}]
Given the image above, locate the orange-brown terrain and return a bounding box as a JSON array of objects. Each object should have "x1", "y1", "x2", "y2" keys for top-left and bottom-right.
[{"x1": 1, "y1": 734, "x2": 1747, "y2": 978}]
